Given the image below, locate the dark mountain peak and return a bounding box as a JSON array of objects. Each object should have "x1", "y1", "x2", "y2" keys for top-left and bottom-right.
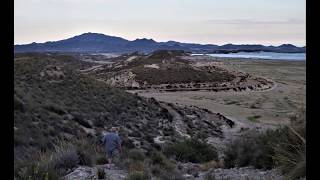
[
  {"x1": 79, "y1": 32, "x2": 103, "y2": 36},
  {"x1": 132, "y1": 38, "x2": 156, "y2": 43},
  {"x1": 278, "y1": 44, "x2": 297, "y2": 48},
  {"x1": 221, "y1": 43, "x2": 235, "y2": 48},
  {"x1": 67, "y1": 32, "x2": 127, "y2": 42},
  {"x1": 167, "y1": 40, "x2": 178, "y2": 43}
]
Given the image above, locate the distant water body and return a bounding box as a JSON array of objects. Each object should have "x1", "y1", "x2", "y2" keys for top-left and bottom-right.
[{"x1": 192, "y1": 52, "x2": 306, "y2": 61}]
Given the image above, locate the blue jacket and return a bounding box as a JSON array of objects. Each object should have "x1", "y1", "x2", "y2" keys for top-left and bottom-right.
[{"x1": 101, "y1": 132, "x2": 122, "y2": 151}]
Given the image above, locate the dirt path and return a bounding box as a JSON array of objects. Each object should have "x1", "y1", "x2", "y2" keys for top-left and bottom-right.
[{"x1": 160, "y1": 103, "x2": 190, "y2": 138}]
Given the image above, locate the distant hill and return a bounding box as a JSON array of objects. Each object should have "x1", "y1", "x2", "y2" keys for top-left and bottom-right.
[{"x1": 14, "y1": 32, "x2": 305, "y2": 53}]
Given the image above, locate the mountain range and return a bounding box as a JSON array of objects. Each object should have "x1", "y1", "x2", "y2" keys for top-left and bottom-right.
[{"x1": 14, "y1": 32, "x2": 306, "y2": 54}]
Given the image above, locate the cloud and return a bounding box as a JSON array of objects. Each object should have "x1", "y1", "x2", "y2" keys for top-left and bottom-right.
[{"x1": 206, "y1": 18, "x2": 305, "y2": 25}]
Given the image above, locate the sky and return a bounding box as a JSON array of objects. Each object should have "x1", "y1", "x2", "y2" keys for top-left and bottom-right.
[{"x1": 14, "y1": 0, "x2": 306, "y2": 46}]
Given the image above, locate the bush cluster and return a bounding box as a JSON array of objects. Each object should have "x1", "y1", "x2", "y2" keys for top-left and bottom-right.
[
  {"x1": 164, "y1": 138, "x2": 218, "y2": 163},
  {"x1": 14, "y1": 138, "x2": 101, "y2": 179},
  {"x1": 223, "y1": 122, "x2": 305, "y2": 179}
]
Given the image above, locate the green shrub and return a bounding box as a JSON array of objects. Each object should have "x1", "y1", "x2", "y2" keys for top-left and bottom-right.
[
  {"x1": 223, "y1": 114, "x2": 305, "y2": 179},
  {"x1": 72, "y1": 113, "x2": 92, "y2": 128},
  {"x1": 150, "y1": 151, "x2": 167, "y2": 166},
  {"x1": 223, "y1": 129, "x2": 279, "y2": 169},
  {"x1": 14, "y1": 96, "x2": 25, "y2": 112},
  {"x1": 223, "y1": 126, "x2": 305, "y2": 170},
  {"x1": 48, "y1": 141, "x2": 80, "y2": 175},
  {"x1": 164, "y1": 138, "x2": 218, "y2": 163},
  {"x1": 128, "y1": 149, "x2": 145, "y2": 162},
  {"x1": 93, "y1": 118, "x2": 105, "y2": 127},
  {"x1": 127, "y1": 171, "x2": 150, "y2": 180},
  {"x1": 14, "y1": 145, "x2": 78, "y2": 180},
  {"x1": 42, "y1": 103, "x2": 66, "y2": 115},
  {"x1": 247, "y1": 115, "x2": 261, "y2": 122},
  {"x1": 204, "y1": 171, "x2": 216, "y2": 180},
  {"x1": 273, "y1": 123, "x2": 305, "y2": 179},
  {"x1": 96, "y1": 154, "x2": 108, "y2": 165},
  {"x1": 73, "y1": 137, "x2": 99, "y2": 166},
  {"x1": 16, "y1": 140, "x2": 77, "y2": 178},
  {"x1": 97, "y1": 167, "x2": 106, "y2": 179},
  {"x1": 77, "y1": 150, "x2": 94, "y2": 166},
  {"x1": 16, "y1": 161, "x2": 60, "y2": 180},
  {"x1": 150, "y1": 164, "x2": 183, "y2": 180}
]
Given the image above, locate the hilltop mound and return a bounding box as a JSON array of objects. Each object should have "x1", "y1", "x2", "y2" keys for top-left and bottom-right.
[
  {"x1": 147, "y1": 50, "x2": 189, "y2": 59},
  {"x1": 84, "y1": 50, "x2": 273, "y2": 92}
]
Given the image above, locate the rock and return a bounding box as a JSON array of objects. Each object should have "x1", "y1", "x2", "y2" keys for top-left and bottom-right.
[
  {"x1": 64, "y1": 166, "x2": 96, "y2": 180},
  {"x1": 206, "y1": 166, "x2": 284, "y2": 180},
  {"x1": 183, "y1": 174, "x2": 193, "y2": 179},
  {"x1": 64, "y1": 165, "x2": 128, "y2": 180}
]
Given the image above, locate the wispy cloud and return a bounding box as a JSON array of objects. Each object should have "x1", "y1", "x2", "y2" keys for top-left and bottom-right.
[{"x1": 207, "y1": 18, "x2": 305, "y2": 25}]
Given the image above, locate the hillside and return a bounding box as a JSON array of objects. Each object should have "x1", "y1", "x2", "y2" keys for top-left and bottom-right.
[
  {"x1": 13, "y1": 53, "x2": 305, "y2": 180},
  {"x1": 14, "y1": 32, "x2": 306, "y2": 53},
  {"x1": 14, "y1": 53, "x2": 236, "y2": 179}
]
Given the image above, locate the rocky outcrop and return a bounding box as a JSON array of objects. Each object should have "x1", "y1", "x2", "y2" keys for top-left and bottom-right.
[
  {"x1": 105, "y1": 71, "x2": 140, "y2": 88},
  {"x1": 64, "y1": 164, "x2": 283, "y2": 180},
  {"x1": 204, "y1": 167, "x2": 283, "y2": 180},
  {"x1": 176, "y1": 163, "x2": 283, "y2": 180},
  {"x1": 64, "y1": 165, "x2": 127, "y2": 180}
]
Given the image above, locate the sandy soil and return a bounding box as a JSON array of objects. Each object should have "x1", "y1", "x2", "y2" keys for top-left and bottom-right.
[{"x1": 130, "y1": 57, "x2": 306, "y2": 128}]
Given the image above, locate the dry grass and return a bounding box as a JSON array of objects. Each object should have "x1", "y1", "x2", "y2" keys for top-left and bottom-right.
[{"x1": 273, "y1": 108, "x2": 305, "y2": 179}]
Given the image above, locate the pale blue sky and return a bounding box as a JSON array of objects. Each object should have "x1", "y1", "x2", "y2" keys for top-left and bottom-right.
[{"x1": 14, "y1": 0, "x2": 306, "y2": 46}]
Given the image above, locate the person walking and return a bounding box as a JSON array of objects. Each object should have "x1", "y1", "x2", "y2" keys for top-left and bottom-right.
[{"x1": 101, "y1": 127, "x2": 122, "y2": 169}]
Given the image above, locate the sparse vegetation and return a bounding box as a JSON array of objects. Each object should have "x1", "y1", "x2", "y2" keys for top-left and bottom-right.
[
  {"x1": 13, "y1": 54, "x2": 183, "y2": 179},
  {"x1": 126, "y1": 171, "x2": 150, "y2": 180},
  {"x1": 273, "y1": 109, "x2": 305, "y2": 179},
  {"x1": 225, "y1": 100, "x2": 239, "y2": 105},
  {"x1": 14, "y1": 54, "x2": 175, "y2": 161},
  {"x1": 164, "y1": 138, "x2": 218, "y2": 163},
  {"x1": 224, "y1": 109, "x2": 305, "y2": 179},
  {"x1": 97, "y1": 167, "x2": 106, "y2": 179},
  {"x1": 132, "y1": 64, "x2": 235, "y2": 85},
  {"x1": 223, "y1": 129, "x2": 278, "y2": 169},
  {"x1": 15, "y1": 139, "x2": 80, "y2": 179},
  {"x1": 204, "y1": 171, "x2": 216, "y2": 180},
  {"x1": 247, "y1": 115, "x2": 261, "y2": 122},
  {"x1": 127, "y1": 149, "x2": 145, "y2": 162}
]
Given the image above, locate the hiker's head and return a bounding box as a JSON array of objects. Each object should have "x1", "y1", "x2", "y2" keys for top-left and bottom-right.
[{"x1": 110, "y1": 127, "x2": 118, "y2": 133}]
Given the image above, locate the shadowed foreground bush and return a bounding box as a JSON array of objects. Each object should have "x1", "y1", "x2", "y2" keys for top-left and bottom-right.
[
  {"x1": 126, "y1": 171, "x2": 150, "y2": 180},
  {"x1": 120, "y1": 148, "x2": 183, "y2": 180},
  {"x1": 224, "y1": 115, "x2": 305, "y2": 179},
  {"x1": 223, "y1": 129, "x2": 280, "y2": 169},
  {"x1": 274, "y1": 110, "x2": 306, "y2": 179},
  {"x1": 14, "y1": 142, "x2": 79, "y2": 179},
  {"x1": 14, "y1": 138, "x2": 102, "y2": 180},
  {"x1": 164, "y1": 138, "x2": 218, "y2": 163}
]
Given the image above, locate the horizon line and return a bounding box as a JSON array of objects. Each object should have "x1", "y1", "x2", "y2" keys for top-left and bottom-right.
[{"x1": 14, "y1": 32, "x2": 306, "y2": 47}]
